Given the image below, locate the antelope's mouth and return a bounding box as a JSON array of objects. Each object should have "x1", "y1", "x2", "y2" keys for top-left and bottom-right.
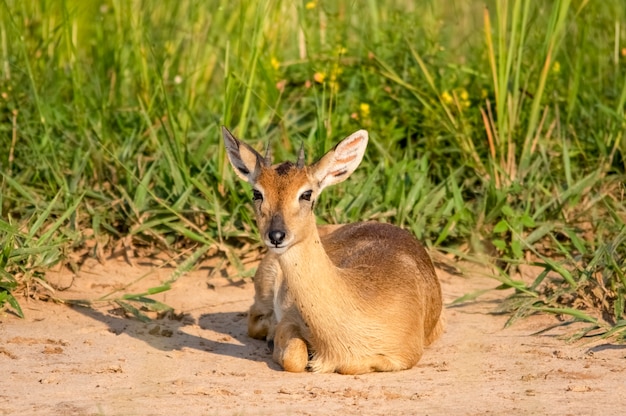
[{"x1": 265, "y1": 239, "x2": 292, "y2": 254}]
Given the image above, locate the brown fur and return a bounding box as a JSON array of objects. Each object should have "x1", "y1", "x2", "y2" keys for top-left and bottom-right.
[{"x1": 223, "y1": 127, "x2": 444, "y2": 374}]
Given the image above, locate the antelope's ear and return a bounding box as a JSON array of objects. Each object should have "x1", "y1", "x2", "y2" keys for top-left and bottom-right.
[
  {"x1": 310, "y1": 130, "x2": 368, "y2": 192},
  {"x1": 222, "y1": 126, "x2": 264, "y2": 183}
]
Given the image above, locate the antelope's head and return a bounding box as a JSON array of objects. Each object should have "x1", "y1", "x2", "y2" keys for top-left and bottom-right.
[{"x1": 222, "y1": 127, "x2": 368, "y2": 254}]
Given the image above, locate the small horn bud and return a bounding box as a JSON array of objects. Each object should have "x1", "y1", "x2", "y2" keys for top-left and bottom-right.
[
  {"x1": 296, "y1": 142, "x2": 305, "y2": 169},
  {"x1": 264, "y1": 141, "x2": 272, "y2": 166}
]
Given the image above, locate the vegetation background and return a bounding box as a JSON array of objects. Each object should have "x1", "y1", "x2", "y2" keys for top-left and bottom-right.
[{"x1": 1, "y1": 0, "x2": 625, "y2": 338}]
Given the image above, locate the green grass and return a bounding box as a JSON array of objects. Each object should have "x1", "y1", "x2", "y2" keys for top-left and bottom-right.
[{"x1": 0, "y1": 0, "x2": 625, "y2": 339}]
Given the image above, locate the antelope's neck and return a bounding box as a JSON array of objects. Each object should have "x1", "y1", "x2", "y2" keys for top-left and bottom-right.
[{"x1": 276, "y1": 230, "x2": 353, "y2": 321}]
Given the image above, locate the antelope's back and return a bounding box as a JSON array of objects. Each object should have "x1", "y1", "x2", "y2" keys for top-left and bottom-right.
[{"x1": 321, "y1": 222, "x2": 435, "y2": 277}]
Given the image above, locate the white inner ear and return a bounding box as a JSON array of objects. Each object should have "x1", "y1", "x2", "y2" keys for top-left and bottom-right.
[
  {"x1": 314, "y1": 130, "x2": 368, "y2": 191},
  {"x1": 239, "y1": 146, "x2": 260, "y2": 176},
  {"x1": 223, "y1": 127, "x2": 262, "y2": 183}
]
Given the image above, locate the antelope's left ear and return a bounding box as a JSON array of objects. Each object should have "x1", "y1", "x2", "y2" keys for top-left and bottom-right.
[
  {"x1": 310, "y1": 130, "x2": 368, "y2": 192},
  {"x1": 222, "y1": 126, "x2": 265, "y2": 183}
]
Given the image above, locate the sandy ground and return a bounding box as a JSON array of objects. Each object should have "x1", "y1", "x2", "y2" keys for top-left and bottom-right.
[{"x1": 1, "y1": 255, "x2": 625, "y2": 416}]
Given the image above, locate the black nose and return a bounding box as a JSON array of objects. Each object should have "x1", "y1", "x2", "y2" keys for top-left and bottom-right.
[{"x1": 269, "y1": 230, "x2": 286, "y2": 245}]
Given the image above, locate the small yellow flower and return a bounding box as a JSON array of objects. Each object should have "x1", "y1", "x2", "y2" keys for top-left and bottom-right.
[
  {"x1": 270, "y1": 57, "x2": 280, "y2": 70},
  {"x1": 457, "y1": 88, "x2": 470, "y2": 108},
  {"x1": 552, "y1": 61, "x2": 561, "y2": 74},
  {"x1": 359, "y1": 103, "x2": 370, "y2": 118},
  {"x1": 313, "y1": 72, "x2": 325, "y2": 83},
  {"x1": 305, "y1": 1, "x2": 316, "y2": 10},
  {"x1": 441, "y1": 91, "x2": 453, "y2": 105},
  {"x1": 481, "y1": 89, "x2": 488, "y2": 99}
]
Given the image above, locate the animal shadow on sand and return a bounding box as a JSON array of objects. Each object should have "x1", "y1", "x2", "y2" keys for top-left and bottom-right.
[{"x1": 70, "y1": 301, "x2": 280, "y2": 370}]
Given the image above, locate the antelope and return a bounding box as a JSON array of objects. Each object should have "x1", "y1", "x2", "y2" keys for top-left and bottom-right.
[{"x1": 222, "y1": 127, "x2": 443, "y2": 374}]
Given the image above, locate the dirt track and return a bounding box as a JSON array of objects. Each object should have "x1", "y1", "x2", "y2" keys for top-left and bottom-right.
[{"x1": 1, "y1": 256, "x2": 625, "y2": 415}]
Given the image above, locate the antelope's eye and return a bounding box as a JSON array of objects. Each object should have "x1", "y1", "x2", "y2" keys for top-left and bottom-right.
[
  {"x1": 300, "y1": 190, "x2": 313, "y2": 201},
  {"x1": 252, "y1": 189, "x2": 263, "y2": 201}
]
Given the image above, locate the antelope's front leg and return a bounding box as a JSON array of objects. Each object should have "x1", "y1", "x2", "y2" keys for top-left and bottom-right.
[
  {"x1": 273, "y1": 319, "x2": 309, "y2": 372},
  {"x1": 247, "y1": 253, "x2": 280, "y2": 339},
  {"x1": 247, "y1": 301, "x2": 274, "y2": 340}
]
